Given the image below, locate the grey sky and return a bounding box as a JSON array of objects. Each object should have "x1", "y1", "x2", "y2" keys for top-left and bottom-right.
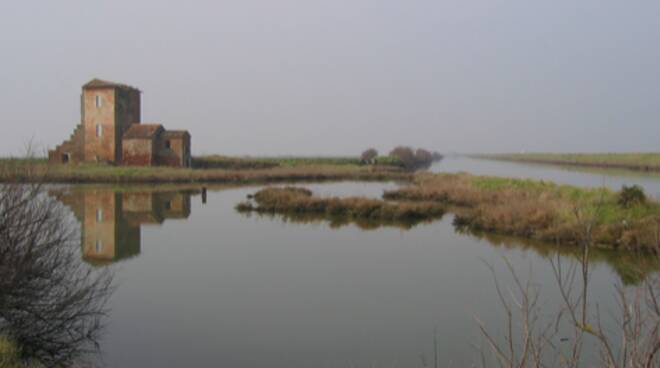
[{"x1": 1, "y1": 1, "x2": 659, "y2": 156}]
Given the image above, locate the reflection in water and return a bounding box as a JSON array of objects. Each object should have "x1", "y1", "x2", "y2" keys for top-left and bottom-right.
[
  {"x1": 34, "y1": 184, "x2": 660, "y2": 366},
  {"x1": 51, "y1": 188, "x2": 194, "y2": 265},
  {"x1": 454, "y1": 220, "x2": 660, "y2": 285},
  {"x1": 240, "y1": 210, "x2": 445, "y2": 231}
]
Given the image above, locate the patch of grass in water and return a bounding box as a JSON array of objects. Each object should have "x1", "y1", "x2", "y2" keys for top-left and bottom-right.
[{"x1": 236, "y1": 186, "x2": 446, "y2": 227}]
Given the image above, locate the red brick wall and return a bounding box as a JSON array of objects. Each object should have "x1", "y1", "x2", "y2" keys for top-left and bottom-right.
[
  {"x1": 155, "y1": 135, "x2": 191, "y2": 167},
  {"x1": 83, "y1": 87, "x2": 141, "y2": 164},
  {"x1": 122, "y1": 138, "x2": 154, "y2": 166},
  {"x1": 83, "y1": 88, "x2": 117, "y2": 162}
]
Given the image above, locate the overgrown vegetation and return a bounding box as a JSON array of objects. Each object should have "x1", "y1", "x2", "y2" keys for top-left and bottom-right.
[
  {"x1": 476, "y1": 152, "x2": 660, "y2": 172},
  {"x1": 236, "y1": 186, "x2": 445, "y2": 226},
  {"x1": 229, "y1": 171, "x2": 660, "y2": 251},
  {"x1": 618, "y1": 185, "x2": 647, "y2": 208},
  {"x1": 384, "y1": 173, "x2": 660, "y2": 250}
]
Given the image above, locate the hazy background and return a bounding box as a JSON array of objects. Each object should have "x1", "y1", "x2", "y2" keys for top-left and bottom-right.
[{"x1": 1, "y1": 0, "x2": 659, "y2": 157}]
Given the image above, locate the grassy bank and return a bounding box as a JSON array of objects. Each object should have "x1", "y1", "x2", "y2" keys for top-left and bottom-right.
[
  {"x1": 236, "y1": 186, "x2": 445, "y2": 229},
  {"x1": 0, "y1": 159, "x2": 411, "y2": 184},
  {"x1": 475, "y1": 152, "x2": 660, "y2": 172},
  {"x1": 385, "y1": 173, "x2": 660, "y2": 250}
]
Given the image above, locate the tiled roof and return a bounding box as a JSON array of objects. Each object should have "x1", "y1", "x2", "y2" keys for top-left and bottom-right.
[
  {"x1": 123, "y1": 124, "x2": 163, "y2": 139},
  {"x1": 83, "y1": 78, "x2": 140, "y2": 91},
  {"x1": 162, "y1": 130, "x2": 190, "y2": 138}
]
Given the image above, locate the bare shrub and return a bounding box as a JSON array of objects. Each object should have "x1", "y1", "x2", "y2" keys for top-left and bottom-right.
[
  {"x1": 0, "y1": 164, "x2": 113, "y2": 366},
  {"x1": 477, "y1": 200, "x2": 660, "y2": 368}
]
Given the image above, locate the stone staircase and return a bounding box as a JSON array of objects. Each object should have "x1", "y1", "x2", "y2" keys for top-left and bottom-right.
[{"x1": 49, "y1": 124, "x2": 84, "y2": 163}]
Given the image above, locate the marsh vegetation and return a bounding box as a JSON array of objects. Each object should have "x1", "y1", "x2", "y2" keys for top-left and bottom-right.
[
  {"x1": 237, "y1": 173, "x2": 660, "y2": 251},
  {"x1": 236, "y1": 186, "x2": 445, "y2": 226},
  {"x1": 384, "y1": 173, "x2": 660, "y2": 250}
]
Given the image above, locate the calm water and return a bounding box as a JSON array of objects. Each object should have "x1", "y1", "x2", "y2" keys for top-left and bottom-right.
[{"x1": 41, "y1": 158, "x2": 660, "y2": 367}]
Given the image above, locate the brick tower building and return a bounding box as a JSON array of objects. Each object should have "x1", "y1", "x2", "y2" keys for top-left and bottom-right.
[{"x1": 49, "y1": 79, "x2": 191, "y2": 167}]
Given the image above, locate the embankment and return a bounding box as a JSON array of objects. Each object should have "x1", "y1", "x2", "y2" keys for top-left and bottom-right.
[{"x1": 474, "y1": 153, "x2": 660, "y2": 172}]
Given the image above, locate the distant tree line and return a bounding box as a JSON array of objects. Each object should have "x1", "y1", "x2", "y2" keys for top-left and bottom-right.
[{"x1": 361, "y1": 146, "x2": 443, "y2": 170}]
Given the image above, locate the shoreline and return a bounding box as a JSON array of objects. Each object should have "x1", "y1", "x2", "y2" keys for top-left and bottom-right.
[
  {"x1": 0, "y1": 162, "x2": 412, "y2": 184},
  {"x1": 472, "y1": 153, "x2": 660, "y2": 172}
]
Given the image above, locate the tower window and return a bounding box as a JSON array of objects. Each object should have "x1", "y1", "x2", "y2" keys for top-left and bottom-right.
[
  {"x1": 95, "y1": 239, "x2": 103, "y2": 253},
  {"x1": 95, "y1": 95, "x2": 102, "y2": 108},
  {"x1": 96, "y1": 124, "x2": 103, "y2": 137},
  {"x1": 96, "y1": 209, "x2": 103, "y2": 222},
  {"x1": 165, "y1": 140, "x2": 171, "y2": 149}
]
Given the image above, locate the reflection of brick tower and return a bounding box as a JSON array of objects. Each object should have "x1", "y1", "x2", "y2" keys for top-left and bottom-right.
[
  {"x1": 81, "y1": 190, "x2": 140, "y2": 263},
  {"x1": 81, "y1": 79, "x2": 141, "y2": 163},
  {"x1": 51, "y1": 188, "x2": 192, "y2": 265},
  {"x1": 51, "y1": 189, "x2": 140, "y2": 265}
]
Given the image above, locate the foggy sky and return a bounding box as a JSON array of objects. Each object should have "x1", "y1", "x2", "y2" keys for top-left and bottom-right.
[{"x1": 1, "y1": 1, "x2": 659, "y2": 156}]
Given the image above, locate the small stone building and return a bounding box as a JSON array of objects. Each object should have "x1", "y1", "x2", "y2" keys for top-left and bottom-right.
[{"x1": 49, "y1": 79, "x2": 191, "y2": 167}]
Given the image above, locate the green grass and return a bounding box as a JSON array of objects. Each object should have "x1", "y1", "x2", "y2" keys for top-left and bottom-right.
[
  {"x1": 478, "y1": 152, "x2": 660, "y2": 171},
  {"x1": 193, "y1": 155, "x2": 403, "y2": 168},
  {"x1": 0, "y1": 155, "x2": 409, "y2": 184},
  {"x1": 0, "y1": 159, "x2": 412, "y2": 184},
  {"x1": 468, "y1": 175, "x2": 659, "y2": 224},
  {"x1": 385, "y1": 172, "x2": 660, "y2": 250}
]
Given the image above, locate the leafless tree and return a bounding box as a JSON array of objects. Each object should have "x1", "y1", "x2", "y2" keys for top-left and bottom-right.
[
  {"x1": 0, "y1": 159, "x2": 113, "y2": 367},
  {"x1": 476, "y1": 196, "x2": 660, "y2": 368}
]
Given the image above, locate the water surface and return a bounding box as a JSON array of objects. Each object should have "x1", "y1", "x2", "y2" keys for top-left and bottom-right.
[{"x1": 43, "y1": 162, "x2": 660, "y2": 367}]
